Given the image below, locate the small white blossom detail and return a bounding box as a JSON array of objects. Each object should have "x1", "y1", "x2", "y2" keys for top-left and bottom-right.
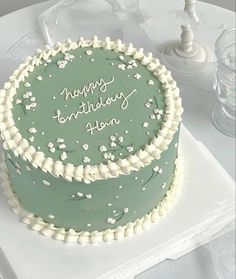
[
  {"x1": 58, "y1": 144, "x2": 66, "y2": 149},
  {"x1": 117, "y1": 64, "x2": 126, "y2": 70},
  {"x1": 150, "y1": 109, "x2": 163, "y2": 120},
  {"x1": 99, "y1": 145, "x2": 107, "y2": 152},
  {"x1": 47, "y1": 142, "x2": 54, "y2": 148},
  {"x1": 60, "y1": 152, "x2": 67, "y2": 161},
  {"x1": 28, "y1": 127, "x2": 37, "y2": 134},
  {"x1": 36, "y1": 75, "x2": 42, "y2": 81},
  {"x1": 110, "y1": 141, "x2": 117, "y2": 147},
  {"x1": 57, "y1": 60, "x2": 67, "y2": 69},
  {"x1": 148, "y1": 79, "x2": 154, "y2": 85},
  {"x1": 128, "y1": 59, "x2": 137, "y2": 67},
  {"x1": 107, "y1": 217, "x2": 116, "y2": 224},
  {"x1": 69, "y1": 192, "x2": 93, "y2": 201},
  {"x1": 103, "y1": 152, "x2": 115, "y2": 161},
  {"x1": 86, "y1": 50, "x2": 92, "y2": 55},
  {"x1": 161, "y1": 183, "x2": 167, "y2": 189},
  {"x1": 48, "y1": 215, "x2": 55, "y2": 219},
  {"x1": 82, "y1": 144, "x2": 89, "y2": 151},
  {"x1": 134, "y1": 73, "x2": 141, "y2": 80},
  {"x1": 43, "y1": 179, "x2": 51, "y2": 186},
  {"x1": 83, "y1": 156, "x2": 90, "y2": 163},
  {"x1": 110, "y1": 135, "x2": 116, "y2": 142},
  {"x1": 123, "y1": 208, "x2": 129, "y2": 213},
  {"x1": 57, "y1": 138, "x2": 64, "y2": 143},
  {"x1": 64, "y1": 53, "x2": 74, "y2": 61},
  {"x1": 143, "y1": 122, "x2": 149, "y2": 128},
  {"x1": 127, "y1": 146, "x2": 134, "y2": 153},
  {"x1": 24, "y1": 82, "x2": 31, "y2": 87}
]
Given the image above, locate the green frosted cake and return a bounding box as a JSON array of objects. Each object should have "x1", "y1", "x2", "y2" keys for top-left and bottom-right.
[{"x1": 0, "y1": 37, "x2": 183, "y2": 244}]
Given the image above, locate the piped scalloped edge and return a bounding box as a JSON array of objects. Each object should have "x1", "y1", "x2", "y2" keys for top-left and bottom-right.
[
  {"x1": 0, "y1": 153, "x2": 184, "y2": 245},
  {"x1": 0, "y1": 36, "x2": 183, "y2": 183}
]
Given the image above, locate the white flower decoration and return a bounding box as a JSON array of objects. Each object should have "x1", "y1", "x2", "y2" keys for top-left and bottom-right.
[
  {"x1": 57, "y1": 60, "x2": 67, "y2": 69},
  {"x1": 110, "y1": 142, "x2": 117, "y2": 147},
  {"x1": 148, "y1": 79, "x2": 154, "y2": 85},
  {"x1": 107, "y1": 217, "x2": 116, "y2": 224},
  {"x1": 110, "y1": 135, "x2": 116, "y2": 142},
  {"x1": 129, "y1": 59, "x2": 137, "y2": 67},
  {"x1": 134, "y1": 73, "x2": 141, "y2": 80},
  {"x1": 150, "y1": 108, "x2": 163, "y2": 120},
  {"x1": 64, "y1": 53, "x2": 74, "y2": 61},
  {"x1": 153, "y1": 165, "x2": 160, "y2": 172},
  {"x1": 127, "y1": 146, "x2": 134, "y2": 153},
  {"x1": 118, "y1": 136, "x2": 123, "y2": 143},
  {"x1": 86, "y1": 50, "x2": 93, "y2": 55},
  {"x1": 117, "y1": 64, "x2": 126, "y2": 70},
  {"x1": 99, "y1": 145, "x2": 107, "y2": 152},
  {"x1": 83, "y1": 156, "x2": 91, "y2": 163},
  {"x1": 60, "y1": 152, "x2": 67, "y2": 161}
]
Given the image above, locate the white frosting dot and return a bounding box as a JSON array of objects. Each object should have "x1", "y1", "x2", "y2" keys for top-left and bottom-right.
[
  {"x1": 86, "y1": 50, "x2": 92, "y2": 55},
  {"x1": 36, "y1": 75, "x2": 42, "y2": 81},
  {"x1": 123, "y1": 208, "x2": 129, "y2": 213},
  {"x1": 143, "y1": 122, "x2": 149, "y2": 128},
  {"x1": 28, "y1": 127, "x2": 37, "y2": 134},
  {"x1": 142, "y1": 187, "x2": 146, "y2": 191},
  {"x1": 108, "y1": 203, "x2": 112, "y2": 207},
  {"x1": 148, "y1": 79, "x2": 154, "y2": 85},
  {"x1": 134, "y1": 73, "x2": 141, "y2": 80},
  {"x1": 43, "y1": 179, "x2": 51, "y2": 186},
  {"x1": 48, "y1": 215, "x2": 55, "y2": 219},
  {"x1": 82, "y1": 144, "x2": 89, "y2": 151},
  {"x1": 60, "y1": 152, "x2": 67, "y2": 161},
  {"x1": 87, "y1": 224, "x2": 91, "y2": 227},
  {"x1": 161, "y1": 183, "x2": 167, "y2": 189},
  {"x1": 83, "y1": 156, "x2": 90, "y2": 163}
]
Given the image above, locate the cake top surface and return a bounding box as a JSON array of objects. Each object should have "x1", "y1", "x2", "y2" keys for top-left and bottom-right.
[{"x1": 0, "y1": 37, "x2": 183, "y2": 183}]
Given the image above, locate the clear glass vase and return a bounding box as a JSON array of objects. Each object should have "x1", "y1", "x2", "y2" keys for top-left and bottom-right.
[{"x1": 212, "y1": 27, "x2": 236, "y2": 138}]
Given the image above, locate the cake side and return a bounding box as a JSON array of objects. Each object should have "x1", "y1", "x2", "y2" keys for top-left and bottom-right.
[{"x1": 0, "y1": 37, "x2": 183, "y2": 243}]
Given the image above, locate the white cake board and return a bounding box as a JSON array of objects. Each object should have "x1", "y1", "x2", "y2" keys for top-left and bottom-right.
[{"x1": 0, "y1": 126, "x2": 235, "y2": 279}]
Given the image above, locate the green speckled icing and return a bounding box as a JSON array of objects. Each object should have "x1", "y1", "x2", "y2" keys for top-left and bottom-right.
[
  {"x1": 2, "y1": 42, "x2": 181, "y2": 233},
  {"x1": 13, "y1": 48, "x2": 165, "y2": 165}
]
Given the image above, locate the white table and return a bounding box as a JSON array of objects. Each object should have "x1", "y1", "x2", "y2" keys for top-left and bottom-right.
[{"x1": 0, "y1": 1, "x2": 235, "y2": 278}]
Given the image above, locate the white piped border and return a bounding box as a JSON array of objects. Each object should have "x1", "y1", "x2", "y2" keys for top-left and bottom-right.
[
  {"x1": 0, "y1": 36, "x2": 183, "y2": 183},
  {"x1": 0, "y1": 154, "x2": 184, "y2": 245}
]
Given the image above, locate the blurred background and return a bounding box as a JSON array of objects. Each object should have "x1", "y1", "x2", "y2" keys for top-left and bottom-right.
[{"x1": 0, "y1": 0, "x2": 235, "y2": 17}]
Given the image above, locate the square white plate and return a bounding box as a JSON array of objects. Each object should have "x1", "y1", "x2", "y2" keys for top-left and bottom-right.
[{"x1": 0, "y1": 126, "x2": 235, "y2": 279}]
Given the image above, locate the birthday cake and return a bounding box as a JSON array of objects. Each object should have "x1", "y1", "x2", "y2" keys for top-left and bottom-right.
[{"x1": 0, "y1": 37, "x2": 183, "y2": 244}]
